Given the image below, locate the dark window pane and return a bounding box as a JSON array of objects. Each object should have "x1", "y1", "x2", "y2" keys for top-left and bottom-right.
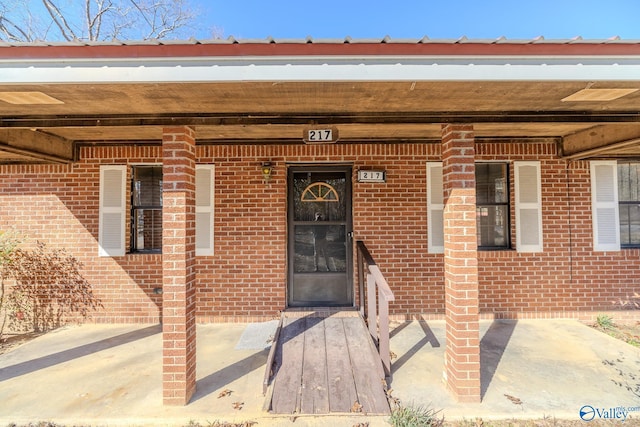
[
  {"x1": 618, "y1": 163, "x2": 640, "y2": 202},
  {"x1": 476, "y1": 163, "x2": 508, "y2": 204},
  {"x1": 134, "y1": 209, "x2": 162, "y2": 251},
  {"x1": 620, "y1": 203, "x2": 640, "y2": 246},
  {"x1": 476, "y1": 163, "x2": 509, "y2": 249},
  {"x1": 132, "y1": 166, "x2": 163, "y2": 252},
  {"x1": 294, "y1": 225, "x2": 346, "y2": 272},
  {"x1": 133, "y1": 166, "x2": 163, "y2": 207},
  {"x1": 618, "y1": 162, "x2": 640, "y2": 247},
  {"x1": 476, "y1": 205, "x2": 509, "y2": 248}
]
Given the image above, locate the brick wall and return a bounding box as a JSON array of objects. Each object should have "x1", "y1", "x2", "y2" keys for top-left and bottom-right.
[
  {"x1": 0, "y1": 141, "x2": 638, "y2": 323},
  {"x1": 441, "y1": 124, "x2": 481, "y2": 402}
]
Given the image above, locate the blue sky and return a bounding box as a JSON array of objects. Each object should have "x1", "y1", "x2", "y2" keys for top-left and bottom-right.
[{"x1": 193, "y1": 0, "x2": 639, "y2": 40}]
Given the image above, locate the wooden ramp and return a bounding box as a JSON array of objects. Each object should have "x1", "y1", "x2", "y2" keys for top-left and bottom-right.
[{"x1": 264, "y1": 311, "x2": 390, "y2": 415}]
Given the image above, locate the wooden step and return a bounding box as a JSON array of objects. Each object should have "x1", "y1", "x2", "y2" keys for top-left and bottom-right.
[{"x1": 264, "y1": 311, "x2": 390, "y2": 415}]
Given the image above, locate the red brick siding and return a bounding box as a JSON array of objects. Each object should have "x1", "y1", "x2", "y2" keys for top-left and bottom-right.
[
  {"x1": 161, "y1": 126, "x2": 197, "y2": 405},
  {"x1": 0, "y1": 141, "x2": 638, "y2": 323},
  {"x1": 441, "y1": 124, "x2": 481, "y2": 402},
  {"x1": 0, "y1": 155, "x2": 162, "y2": 323}
]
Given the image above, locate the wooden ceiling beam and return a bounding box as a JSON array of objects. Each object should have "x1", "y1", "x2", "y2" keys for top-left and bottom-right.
[
  {"x1": 561, "y1": 124, "x2": 640, "y2": 159},
  {"x1": 0, "y1": 129, "x2": 74, "y2": 163},
  {"x1": 1, "y1": 111, "x2": 640, "y2": 129}
]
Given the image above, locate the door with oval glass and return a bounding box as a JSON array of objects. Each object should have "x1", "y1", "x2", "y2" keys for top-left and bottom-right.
[{"x1": 288, "y1": 166, "x2": 353, "y2": 307}]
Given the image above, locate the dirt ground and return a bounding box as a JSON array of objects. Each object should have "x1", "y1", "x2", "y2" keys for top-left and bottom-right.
[
  {"x1": 0, "y1": 331, "x2": 43, "y2": 355},
  {"x1": 447, "y1": 419, "x2": 640, "y2": 426},
  {"x1": 590, "y1": 318, "x2": 640, "y2": 348}
]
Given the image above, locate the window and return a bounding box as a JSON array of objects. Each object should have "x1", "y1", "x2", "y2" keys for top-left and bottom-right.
[
  {"x1": 427, "y1": 161, "x2": 542, "y2": 253},
  {"x1": 618, "y1": 162, "x2": 640, "y2": 247},
  {"x1": 476, "y1": 163, "x2": 510, "y2": 249},
  {"x1": 131, "y1": 165, "x2": 163, "y2": 253},
  {"x1": 591, "y1": 160, "x2": 640, "y2": 251},
  {"x1": 99, "y1": 164, "x2": 215, "y2": 257}
]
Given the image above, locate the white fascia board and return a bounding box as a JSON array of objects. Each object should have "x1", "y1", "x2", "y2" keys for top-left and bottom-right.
[{"x1": 0, "y1": 55, "x2": 639, "y2": 83}]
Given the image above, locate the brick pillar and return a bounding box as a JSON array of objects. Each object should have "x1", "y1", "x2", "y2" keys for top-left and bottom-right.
[
  {"x1": 441, "y1": 124, "x2": 481, "y2": 402},
  {"x1": 162, "y1": 126, "x2": 197, "y2": 405}
]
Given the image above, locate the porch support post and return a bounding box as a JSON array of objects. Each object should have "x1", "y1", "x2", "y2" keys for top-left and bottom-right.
[
  {"x1": 441, "y1": 124, "x2": 481, "y2": 403},
  {"x1": 161, "y1": 126, "x2": 197, "y2": 405}
]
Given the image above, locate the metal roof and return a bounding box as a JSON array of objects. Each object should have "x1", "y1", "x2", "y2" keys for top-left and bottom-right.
[{"x1": 1, "y1": 35, "x2": 639, "y2": 48}]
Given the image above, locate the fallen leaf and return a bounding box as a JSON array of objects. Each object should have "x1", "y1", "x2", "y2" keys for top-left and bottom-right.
[
  {"x1": 390, "y1": 351, "x2": 397, "y2": 360},
  {"x1": 351, "y1": 400, "x2": 363, "y2": 413},
  {"x1": 232, "y1": 401, "x2": 244, "y2": 410},
  {"x1": 217, "y1": 389, "x2": 232, "y2": 398},
  {"x1": 504, "y1": 394, "x2": 523, "y2": 405}
]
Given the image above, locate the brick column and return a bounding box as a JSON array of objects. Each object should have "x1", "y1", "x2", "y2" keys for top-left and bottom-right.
[
  {"x1": 162, "y1": 126, "x2": 197, "y2": 405},
  {"x1": 441, "y1": 124, "x2": 481, "y2": 402}
]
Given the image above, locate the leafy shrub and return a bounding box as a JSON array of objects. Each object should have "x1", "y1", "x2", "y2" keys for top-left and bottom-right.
[
  {"x1": 6, "y1": 241, "x2": 102, "y2": 333},
  {"x1": 389, "y1": 403, "x2": 444, "y2": 427},
  {"x1": 0, "y1": 229, "x2": 22, "y2": 337},
  {"x1": 595, "y1": 314, "x2": 615, "y2": 330}
]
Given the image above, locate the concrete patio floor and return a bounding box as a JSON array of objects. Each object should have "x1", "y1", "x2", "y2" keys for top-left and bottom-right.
[{"x1": 0, "y1": 319, "x2": 639, "y2": 426}]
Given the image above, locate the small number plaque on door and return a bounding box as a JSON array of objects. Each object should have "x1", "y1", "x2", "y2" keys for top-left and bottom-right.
[
  {"x1": 357, "y1": 170, "x2": 386, "y2": 183},
  {"x1": 303, "y1": 127, "x2": 339, "y2": 144}
]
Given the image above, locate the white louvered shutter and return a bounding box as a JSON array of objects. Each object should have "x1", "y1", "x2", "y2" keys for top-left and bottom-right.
[
  {"x1": 427, "y1": 162, "x2": 444, "y2": 254},
  {"x1": 195, "y1": 165, "x2": 215, "y2": 256},
  {"x1": 515, "y1": 161, "x2": 543, "y2": 252},
  {"x1": 591, "y1": 161, "x2": 620, "y2": 251},
  {"x1": 99, "y1": 165, "x2": 126, "y2": 257}
]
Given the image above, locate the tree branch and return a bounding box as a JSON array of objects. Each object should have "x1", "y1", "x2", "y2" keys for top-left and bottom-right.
[
  {"x1": 0, "y1": 16, "x2": 33, "y2": 42},
  {"x1": 40, "y1": 0, "x2": 77, "y2": 41}
]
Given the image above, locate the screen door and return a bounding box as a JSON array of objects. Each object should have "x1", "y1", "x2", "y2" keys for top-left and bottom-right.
[{"x1": 288, "y1": 167, "x2": 353, "y2": 306}]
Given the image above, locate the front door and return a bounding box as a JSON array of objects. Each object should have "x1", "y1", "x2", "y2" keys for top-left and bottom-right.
[{"x1": 288, "y1": 166, "x2": 353, "y2": 307}]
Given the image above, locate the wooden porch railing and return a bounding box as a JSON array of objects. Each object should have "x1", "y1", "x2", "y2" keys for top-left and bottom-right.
[{"x1": 356, "y1": 240, "x2": 395, "y2": 377}]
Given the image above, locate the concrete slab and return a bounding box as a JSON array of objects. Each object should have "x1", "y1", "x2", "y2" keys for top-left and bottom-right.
[
  {"x1": 388, "y1": 319, "x2": 640, "y2": 422},
  {"x1": 0, "y1": 319, "x2": 638, "y2": 426}
]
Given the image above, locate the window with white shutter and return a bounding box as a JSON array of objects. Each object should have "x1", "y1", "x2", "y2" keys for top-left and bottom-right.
[
  {"x1": 99, "y1": 165, "x2": 126, "y2": 257},
  {"x1": 427, "y1": 162, "x2": 444, "y2": 254},
  {"x1": 591, "y1": 160, "x2": 620, "y2": 251},
  {"x1": 617, "y1": 162, "x2": 640, "y2": 247},
  {"x1": 195, "y1": 165, "x2": 215, "y2": 256},
  {"x1": 515, "y1": 161, "x2": 543, "y2": 252}
]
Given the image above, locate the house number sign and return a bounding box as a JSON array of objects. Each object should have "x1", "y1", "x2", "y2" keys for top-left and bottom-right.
[
  {"x1": 357, "y1": 170, "x2": 386, "y2": 183},
  {"x1": 303, "y1": 126, "x2": 339, "y2": 144}
]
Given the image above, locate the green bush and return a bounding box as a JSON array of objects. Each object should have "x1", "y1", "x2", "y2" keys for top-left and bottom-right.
[
  {"x1": 389, "y1": 403, "x2": 444, "y2": 427},
  {"x1": 595, "y1": 314, "x2": 615, "y2": 330}
]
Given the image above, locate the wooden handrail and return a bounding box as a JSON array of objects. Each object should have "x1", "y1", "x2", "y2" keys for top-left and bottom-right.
[{"x1": 356, "y1": 240, "x2": 395, "y2": 378}]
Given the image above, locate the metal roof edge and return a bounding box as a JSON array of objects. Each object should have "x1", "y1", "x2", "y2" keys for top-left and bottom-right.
[
  {"x1": 1, "y1": 36, "x2": 640, "y2": 47},
  {"x1": 1, "y1": 37, "x2": 640, "y2": 61}
]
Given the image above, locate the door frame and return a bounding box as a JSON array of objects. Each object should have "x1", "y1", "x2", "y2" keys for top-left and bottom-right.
[{"x1": 287, "y1": 165, "x2": 354, "y2": 307}]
